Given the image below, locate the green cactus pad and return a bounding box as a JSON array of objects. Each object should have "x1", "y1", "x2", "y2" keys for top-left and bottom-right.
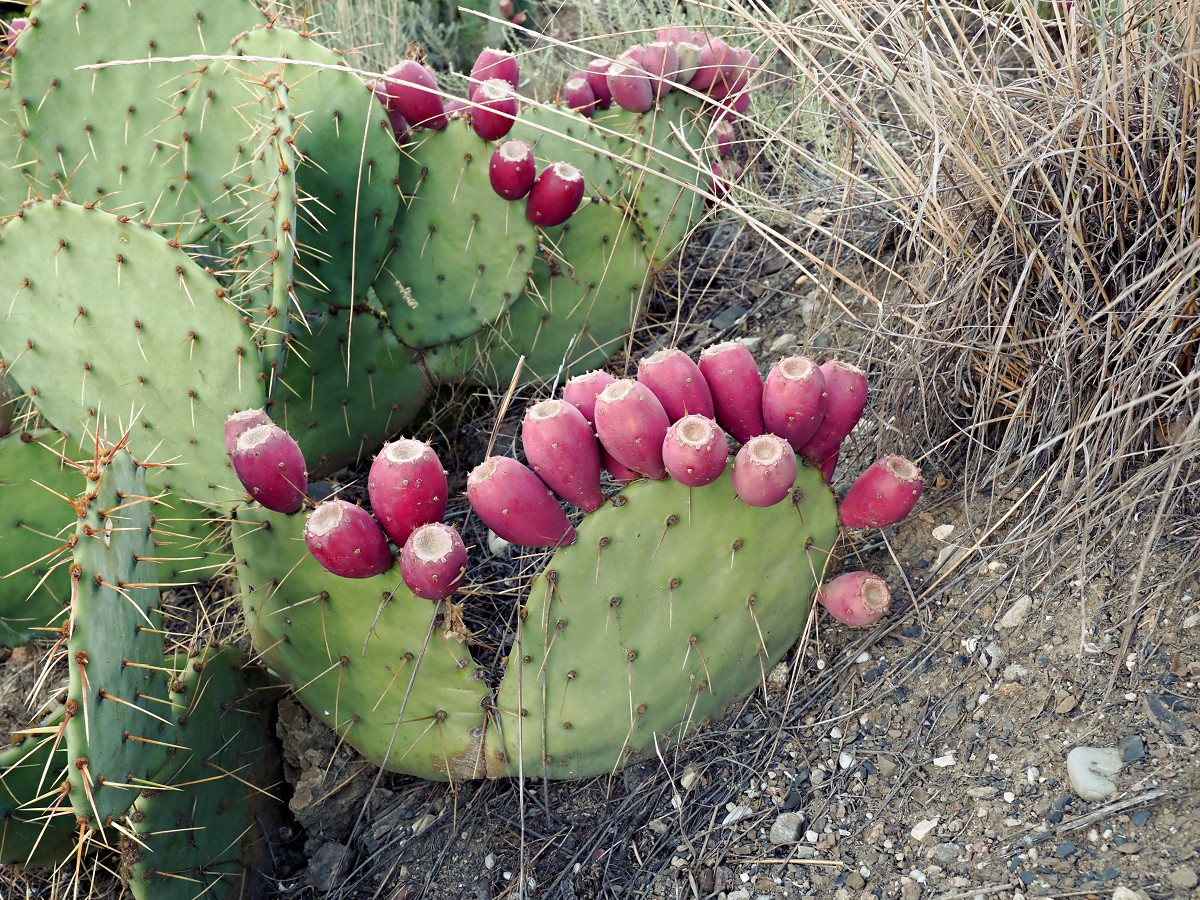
[
  {"x1": 374, "y1": 120, "x2": 537, "y2": 348},
  {"x1": 616, "y1": 92, "x2": 713, "y2": 266},
  {"x1": 65, "y1": 447, "x2": 174, "y2": 829},
  {"x1": 0, "y1": 706, "x2": 79, "y2": 868},
  {"x1": 0, "y1": 199, "x2": 267, "y2": 517},
  {"x1": 0, "y1": 430, "x2": 75, "y2": 647},
  {"x1": 9, "y1": 0, "x2": 266, "y2": 235},
  {"x1": 272, "y1": 306, "x2": 431, "y2": 475},
  {"x1": 181, "y1": 24, "x2": 401, "y2": 311},
  {"x1": 421, "y1": 197, "x2": 650, "y2": 388},
  {"x1": 0, "y1": 75, "x2": 40, "y2": 217},
  {"x1": 494, "y1": 462, "x2": 838, "y2": 779},
  {"x1": 233, "y1": 507, "x2": 497, "y2": 782},
  {"x1": 121, "y1": 645, "x2": 283, "y2": 899}
]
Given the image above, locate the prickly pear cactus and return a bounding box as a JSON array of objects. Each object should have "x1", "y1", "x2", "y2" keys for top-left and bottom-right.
[
  {"x1": 0, "y1": 429, "x2": 74, "y2": 647},
  {"x1": 232, "y1": 461, "x2": 837, "y2": 780},
  {"x1": 0, "y1": 705, "x2": 78, "y2": 867},
  {"x1": 121, "y1": 645, "x2": 283, "y2": 899},
  {"x1": 8, "y1": 0, "x2": 267, "y2": 235},
  {"x1": 64, "y1": 444, "x2": 176, "y2": 829}
]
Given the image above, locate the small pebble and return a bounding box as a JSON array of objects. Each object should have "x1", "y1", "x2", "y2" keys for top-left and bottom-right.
[
  {"x1": 910, "y1": 818, "x2": 939, "y2": 841},
  {"x1": 1167, "y1": 866, "x2": 1198, "y2": 890},
  {"x1": 929, "y1": 843, "x2": 960, "y2": 864},
  {"x1": 1119, "y1": 734, "x2": 1146, "y2": 763},
  {"x1": 734, "y1": 336, "x2": 762, "y2": 354},
  {"x1": 768, "y1": 333, "x2": 795, "y2": 353},
  {"x1": 1066, "y1": 746, "x2": 1122, "y2": 801},
  {"x1": 1055, "y1": 841, "x2": 1076, "y2": 859},
  {"x1": 769, "y1": 812, "x2": 804, "y2": 845},
  {"x1": 838, "y1": 751, "x2": 854, "y2": 770},
  {"x1": 998, "y1": 595, "x2": 1033, "y2": 628}
]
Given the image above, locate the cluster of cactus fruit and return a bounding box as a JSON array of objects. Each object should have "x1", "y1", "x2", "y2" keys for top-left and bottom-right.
[
  {"x1": 0, "y1": 0, "x2": 926, "y2": 888},
  {"x1": 222, "y1": 342, "x2": 923, "y2": 783}
]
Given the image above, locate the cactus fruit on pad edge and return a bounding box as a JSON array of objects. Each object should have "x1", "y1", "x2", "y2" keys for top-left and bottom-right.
[{"x1": 233, "y1": 462, "x2": 837, "y2": 781}]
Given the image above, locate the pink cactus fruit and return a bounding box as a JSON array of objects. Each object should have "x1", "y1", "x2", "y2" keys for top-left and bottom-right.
[
  {"x1": 368, "y1": 78, "x2": 412, "y2": 143},
  {"x1": 674, "y1": 41, "x2": 704, "y2": 84},
  {"x1": 730, "y1": 434, "x2": 797, "y2": 507},
  {"x1": 584, "y1": 59, "x2": 614, "y2": 109},
  {"x1": 839, "y1": 456, "x2": 924, "y2": 529},
  {"x1": 712, "y1": 119, "x2": 735, "y2": 158},
  {"x1": 381, "y1": 60, "x2": 447, "y2": 131},
  {"x1": 489, "y1": 139, "x2": 537, "y2": 201},
  {"x1": 600, "y1": 446, "x2": 641, "y2": 484},
  {"x1": 636, "y1": 348, "x2": 714, "y2": 422},
  {"x1": 563, "y1": 74, "x2": 597, "y2": 116},
  {"x1": 606, "y1": 60, "x2": 654, "y2": 113},
  {"x1": 522, "y1": 399, "x2": 604, "y2": 512},
  {"x1": 470, "y1": 47, "x2": 519, "y2": 88},
  {"x1": 304, "y1": 500, "x2": 394, "y2": 579},
  {"x1": 469, "y1": 78, "x2": 518, "y2": 141},
  {"x1": 640, "y1": 41, "x2": 680, "y2": 97},
  {"x1": 762, "y1": 356, "x2": 828, "y2": 451},
  {"x1": 620, "y1": 44, "x2": 646, "y2": 67},
  {"x1": 662, "y1": 415, "x2": 728, "y2": 487},
  {"x1": 799, "y1": 360, "x2": 868, "y2": 464},
  {"x1": 656, "y1": 24, "x2": 693, "y2": 45},
  {"x1": 594, "y1": 379, "x2": 672, "y2": 480},
  {"x1": 525, "y1": 161, "x2": 586, "y2": 227},
  {"x1": 224, "y1": 408, "x2": 272, "y2": 455},
  {"x1": 4, "y1": 17, "x2": 27, "y2": 53},
  {"x1": 690, "y1": 36, "x2": 734, "y2": 92},
  {"x1": 367, "y1": 438, "x2": 448, "y2": 546},
  {"x1": 697, "y1": 341, "x2": 766, "y2": 444},
  {"x1": 497, "y1": 0, "x2": 515, "y2": 16},
  {"x1": 230, "y1": 423, "x2": 308, "y2": 514},
  {"x1": 467, "y1": 457, "x2": 577, "y2": 548},
  {"x1": 444, "y1": 95, "x2": 471, "y2": 120},
  {"x1": 400, "y1": 522, "x2": 468, "y2": 600},
  {"x1": 819, "y1": 449, "x2": 840, "y2": 486},
  {"x1": 816, "y1": 571, "x2": 891, "y2": 627},
  {"x1": 562, "y1": 369, "x2": 616, "y2": 428}
]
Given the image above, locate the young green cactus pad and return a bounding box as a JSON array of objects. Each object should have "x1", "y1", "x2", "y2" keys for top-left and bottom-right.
[
  {"x1": 65, "y1": 445, "x2": 175, "y2": 829},
  {"x1": 0, "y1": 429, "x2": 75, "y2": 647},
  {"x1": 8, "y1": 0, "x2": 266, "y2": 236},
  {"x1": 120, "y1": 645, "x2": 284, "y2": 899},
  {"x1": 0, "y1": 199, "x2": 266, "y2": 519},
  {"x1": 0, "y1": 706, "x2": 78, "y2": 868},
  {"x1": 375, "y1": 119, "x2": 538, "y2": 348}
]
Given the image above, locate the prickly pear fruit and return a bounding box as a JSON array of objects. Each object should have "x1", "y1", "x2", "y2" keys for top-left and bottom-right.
[
  {"x1": 731, "y1": 434, "x2": 798, "y2": 507},
  {"x1": 231, "y1": 423, "x2": 309, "y2": 514},
  {"x1": 640, "y1": 41, "x2": 680, "y2": 97},
  {"x1": 400, "y1": 522, "x2": 468, "y2": 600},
  {"x1": 820, "y1": 450, "x2": 840, "y2": 485},
  {"x1": 489, "y1": 139, "x2": 537, "y2": 201},
  {"x1": 600, "y1": 446, "x2": 641, "y2": 484},
  {"x1": 369, "y1": 78, "x2": 412, "y2": 143},
  {"x1": 467, "y1": 457, "x2": 577, "y2": 548},
  {"x1": 382, "y1": 60, "x2": 447, "y2": 130},
  {"x1": 470, "y1": 47, "x2": 519, "y2": 88},
  {"x1": 525, "y1": 161, "x2": 586, "y2": 227},
  {"x1": 763, "y1": 356, "x2": 828, "y2": 451},
  {"x1": 470, "y1": 78, "x2": 518, "y2": 141},
  {"x1": 368, "y1": 439, "x2": 449, "y2": 546},
  {"x1": 674, "y1": 41, "x2": 703, "y2": 83},
  {"x1": 656, "y1": 24, "x2": 693, "y2": 45},
  {"x1": 839, "y1": 456, "x2": 924, "y2": 528},
  {"x1": 690, "y1": 36, "x2": 734, "y2": 91},
  {"x1": 606, "y1": 61, "x2": 654, "y2": 112},
  {"x1": 662, "y1": 415, "x2": 728, "y2": 487},
  {"x1": 698, "y1": 341, "x2": 766, "y2": 443},
  {"x1": 637, "y1": 348, "x2": 714, "y2": 422},
  {"x1": 305, "y1": 499, "x2": 394, "y2": 579},
  {"x1": 224, "y1": 409, "x2": 272, "y2": 455},
  {"x1": 522, "y1": 400, "x2": 604, "y2": 512},
  {"x1": 816, "y1": 571, "x2": 891, "y2": 627},
  {"x1": 799, "y1": 361, "x2": 868, "y2": 463},
  {"x1": 713, "y1": 119, "x2": 735, "y2": 157},
  {"x1": 563, "y1": 74, "x2": 597, "y2": 116},
  {"x1": 584, "y1": 59, "x2": 614, "y2": 109},
  {"x1": 594, "y1": 379, "x2": 672, "y2": 480},
  {"x1": 563, "y1": 369, "x2": 616, "y2": 427}
]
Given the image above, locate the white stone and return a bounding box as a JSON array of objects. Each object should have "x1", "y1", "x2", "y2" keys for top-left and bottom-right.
[
  {"x1": 931, "y1": 524, "x2": 955, "y2": 541},
  {"x1": 910, "y1": 817, "x2": 939, "y2": 841},
  {"x1": 1066, "y1": 746, "x2": 1122, "y2": 801},
  {"x1": 997, "y1": 595, "x2": 1033, "y2": 629}
]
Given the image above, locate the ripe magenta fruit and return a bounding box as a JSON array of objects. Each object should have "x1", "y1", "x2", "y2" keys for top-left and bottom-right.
[
  {"x1": 584, "y1": 59, "x2": 614, "y2": 109},
  {"x1": 469, "y1": 78, "x2": 518, "y2": 141},
  {"x1": 762, "y1": 356, "x2": 828, "y2": 451},
  {"x1": 467, "y1": 457, "x2": 576, "y2": 548},
  {"x1": 563, "y1": 74, "x2": 597, "y2": 116},
  {"x1": 230, "y1": 423, "x2": 308, "y2": 514},
  {"x1": 662, "y1": 415, "x2": 728, "y2": 487},
  {"x1": 224, "y1": 408, "x2": 272, "y2": 455},
  {"x1": 606, "y1": 60, "x2": 654, "y2": 113},
  {"x1": 636, "y1": 348, "x2": 713, "y2": 422},
  {"x1": 367, "y1": 438, "x2": 448, "y2": 546},
  {"x1": 698, "y1": 341, "x2": 766, "y2": 443},
  {"x1": 563, "y1": 369, "x2": 616, "y2": 428},
  {"x1": 839, "y1": 456, "x2": 924, "y2": 528},
  {"x1": 489, "y1": 140, "x2": 537, "y2": 201},
  {"x1": 525, "y1": 161, "x2": 585, "y2": 227},
  {"x1": 799, "y1": 360, "x2": 868, "y2": 464},
  {"x1": 594, "y1": 379, "x2": 671, "y2": 480},
  {"x1": 730, "y1": 434, "x2": 797, "y2": 507},
  {"x1": 381, "y1": 60, "x2": 447, "y2": 130},
  {"x1": 304, "y1": 499, "x2": 393, "y2": 579},
  {"x1": 400, "y1": 523, "x2": 468, "y2": 600},
  {"x1": 816, "y1": 572, "x2": 891, "y2": 627},
  {"x1": 470, "y1": 47, "x2": 519, "y2": 88},
  {"x1": 522, "y1": 400, "x2": 604, "y2": 512}
]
